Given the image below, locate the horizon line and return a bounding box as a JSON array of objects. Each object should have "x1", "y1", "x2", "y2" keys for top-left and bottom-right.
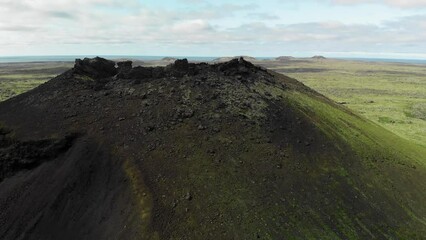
[{"x1": 0, "y1": 54, "x2": 425, "y2": 61}]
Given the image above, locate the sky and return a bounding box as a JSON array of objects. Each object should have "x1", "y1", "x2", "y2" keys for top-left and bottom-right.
[{"x1": 1, "y1": 0, "x2": 426, "y2": 58}]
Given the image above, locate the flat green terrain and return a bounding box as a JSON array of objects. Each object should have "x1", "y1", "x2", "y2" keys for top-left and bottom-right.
[
  {"x1": 258, "y1": 59, "x2": 426, "y2": 146},
  {"x1": 0, "y1": 62, "x2": 72, "y2": 101}
]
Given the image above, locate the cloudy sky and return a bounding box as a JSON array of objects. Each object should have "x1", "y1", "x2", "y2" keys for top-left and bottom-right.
[{"x1": 1, "y1": 0, "x2": 426, "y2": 58}]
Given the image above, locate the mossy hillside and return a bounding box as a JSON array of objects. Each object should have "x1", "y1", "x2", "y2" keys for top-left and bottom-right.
[
  {"x1": 137, "y1": 121, "x2": 353, "y2": 239},
  {"x1": 283, "y1": 90, "x2": 426, "y2": 237},
  {"x1": 285, "y1": 90, "x2": 426, "y2": 166},
  {"x1": 122, "y1": 158, "x2": 159, "y2": 240},
  {"x1": 123, "y1": 76, "x2": 426, "y2": 239},
  {"x1": 93, "y1": 73, "x2": 355, "y2": 238},
  {"x1": 137, "y1": 116, "x2": 423, "y2": 238},
  {"x1": 255, "y1": 71, "x2": 425, "y2": 164},
  {"x1": 109, "y1": 59, "x2": 425, "y2": 239},
  {"x1": 261, "y1": 59, "x2": 426, "y2": 146},
  {"x1": 246, "y1": 76, "x2": 426, "y2": 238},
  {"x1": 0, "y1": 57, "x2": 425, "y2": 239}
]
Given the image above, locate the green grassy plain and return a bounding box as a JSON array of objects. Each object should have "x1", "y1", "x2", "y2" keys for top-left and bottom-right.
[
  {"x1": 258, "y1": 59, "x2": 426, "y2": 146},
  {"x1": 0, "y1": 62, "x2": 72, "y2": 101}
]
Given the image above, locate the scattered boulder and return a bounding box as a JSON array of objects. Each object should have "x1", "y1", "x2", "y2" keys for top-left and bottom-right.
[
  {"x1": 184, "y1": 192, "x2": 192, "y2": 201},
  {"x1": 146, "y1": 125, "x2": 155, "y2": 132},
  {"x1": 176, "y1": 107, "x2": 194, "y2": 119}
]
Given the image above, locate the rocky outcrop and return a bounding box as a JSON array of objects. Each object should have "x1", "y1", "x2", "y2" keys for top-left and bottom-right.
[
  {"x1": 216, "y1": 57, "x2": 265, "y2": 79},
  {"x1": 74, "y1": 57, "x2": 117, "y2": 78},
  {"x1": 72, "y1": 57, "x2": 265, "y2": 82},
  {"x1": 117, "y1": 61, "x2": 133, "y2": 73}
]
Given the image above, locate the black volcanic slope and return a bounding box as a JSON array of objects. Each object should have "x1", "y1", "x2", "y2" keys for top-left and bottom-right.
[{"x1": 0, "y1": 57, "x2": 425, "y2": 239}]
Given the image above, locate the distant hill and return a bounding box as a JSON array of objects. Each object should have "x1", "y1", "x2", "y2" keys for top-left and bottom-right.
[
  {"x1": 161, "y1": 57, "x2": 178, "y2": 62},
  {"x1": 276, "y1": 56, "x2": 295, "y2": 61},
  {"x1": 312, "y1": 55, "x2": 327, "y2": 59},
  {"x1": 0, "y1": 57, "x2": 425, "y2": 239}
]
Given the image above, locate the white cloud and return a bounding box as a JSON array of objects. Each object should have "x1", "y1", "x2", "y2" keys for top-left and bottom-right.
[
  {"x1": 0, "y1": 0, "x2": 425, "y2": 57},
  {"x1": 331, "y1": 0, "x2": 426, "y2": 8},
  {"x1": 172, "y1": 20, "x2": 212, "y2": 34}
]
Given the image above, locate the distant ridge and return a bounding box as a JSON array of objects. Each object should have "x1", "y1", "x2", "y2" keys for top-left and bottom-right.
[
  {"x1": 312, "y1": 55, "x2": 327, "y2": 59},
  {"x1": 2, "y1": 56, "x2": 426, "y2": 65},
  {"x1": 276, "y1": 56, "x2": 295, "y2": 61},
  {"x1": 161, "y1": 57, "x2": 178, "y2": 62}
]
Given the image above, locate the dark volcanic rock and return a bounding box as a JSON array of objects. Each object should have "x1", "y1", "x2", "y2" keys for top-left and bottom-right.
[
  {"x1": 152, "y1": 67, "x2": 165, "y2": 78},
  {"x1": 127, "y1": 66, "x2": 153, "y2": 79},
  {"x1": 0, "y1": 133, "x2": 78, "y2": 182},
  {"x1": 117, "y1": 61, "x2": 133, "y2": 72},
  {"x1": 74, "y1": 56, "x2": 117, "y2": 78},
  {"x1": 71, "y1": 57, "x2": 265, "y2": 81},
  {"x1": 216, "y1": 57, "x2": 260, "y2": 77},
  {"x1": 173, "y1": 59, "x2": 189, "y2": 71},
  {"x1": 116, "y1": 61, "x2": 133, "y2": 79},
  {"x1": 167, "y1": 58, "x2": 198, "y2": 77}
]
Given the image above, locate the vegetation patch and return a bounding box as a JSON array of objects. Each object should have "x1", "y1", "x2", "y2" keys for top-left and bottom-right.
[
  {"x1": 258, "y1": 59, "x2": 426, "y2": 146},
  {"x1": 378, "y1": 116, "x2": 396, "y2": 124},
  {"x1": 0, "y1": 62, "x2": 72, "y2": 101},
  {"x1": 409, "y1": 103, "x2": 426, "y2": 120}
]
